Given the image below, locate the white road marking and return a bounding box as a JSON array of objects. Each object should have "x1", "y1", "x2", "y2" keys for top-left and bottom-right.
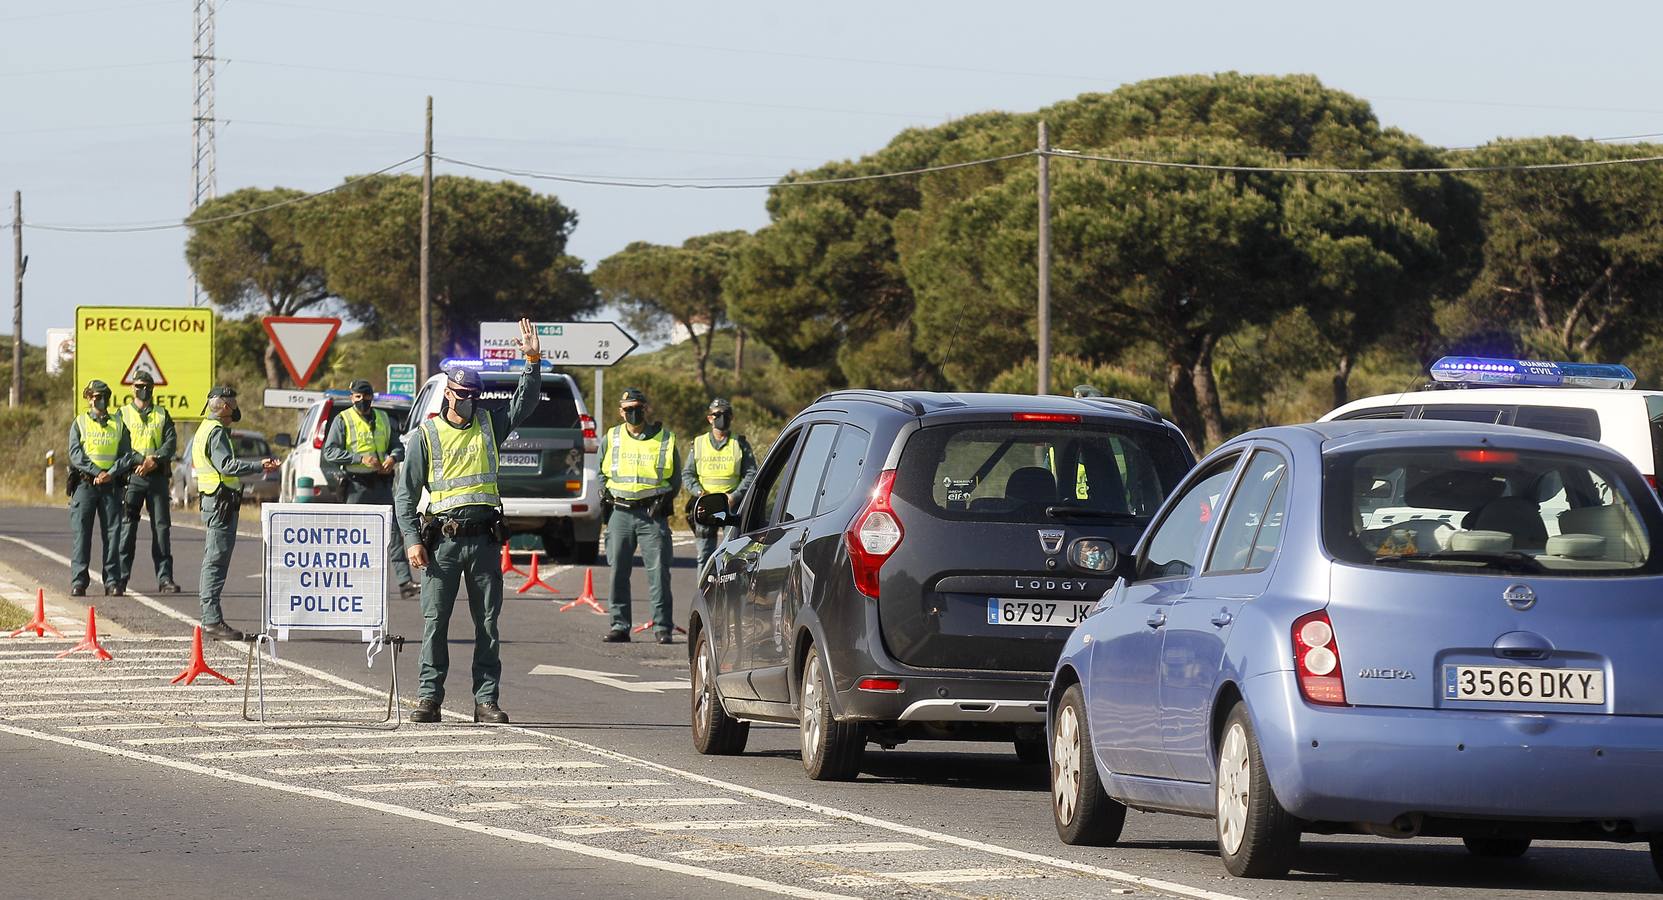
[
  {"x1": 21, "y1": 673, "x2": 289, "y2": 684},
  {"x1": 815, "y1": 867, "x2": 1047, "y2": 888},
  {"x1": 0, "y1": 722, "x2": 855, "y2": 900},
  {"x1": 454, "y1": 801, "x2": 522, "y2": 812},
  {"x1": 1, "y1": 663, "x2": 231, "y2": 672},
  {"x1": 557, "y1": 819, "x2": 829, "y2": 836},
  {"x1": 123, "y1": 731, "x2": 502, "y2": 746},
  {"x1": 527, "y1": 664, "x2": 689, "y2": 693},
  {"x1": 673, "y1": 842, "x2": 928, "y2": 862},
  {"x1": 347, "y1": 779, "x2": 665, "y2": 792},
  {"x1": 268, "y1": 760, "x2": 607, "y2": 775},
  {"x1": 195, "y1": 742, "x2": 544, "y2": 759},
  {"x1": 0, "y1": 694, "x2": 367, "y2": 708},
  {"x1": 24, "y1": 686, "x2": 321, "y2": 697},
  {"x1": 533, "y1": 797, "x2": 742, "y2": 810}
]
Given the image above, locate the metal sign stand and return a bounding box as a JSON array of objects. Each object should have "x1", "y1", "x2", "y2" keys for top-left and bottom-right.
[{"x1": 242, "y1": 633, "x2": 405, "y2": 729}]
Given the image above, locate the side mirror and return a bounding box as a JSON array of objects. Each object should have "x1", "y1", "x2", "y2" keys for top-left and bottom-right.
[
  {"x1": 693, "y1": 492, "x2": 734, "y2": 529},
  {"x1": 273, "y1": 433, "x2": 294, "y2": 449}
]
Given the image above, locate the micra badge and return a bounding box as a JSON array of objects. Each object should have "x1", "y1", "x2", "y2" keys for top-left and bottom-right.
[
  {"x1": 1357, "y1": 668, "x2": 1416, "y2": 680},
  {"x1": 1038, "y1": 529, "x2": 1065, "y2": 554}
]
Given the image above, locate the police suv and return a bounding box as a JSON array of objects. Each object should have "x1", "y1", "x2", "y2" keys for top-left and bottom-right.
[
  {"x1": 405, "y1": 359, "x2": 602, "y2": 563},
  {"x1": 1325, "y1": 357, "x2": 1663, "y2": 490}
]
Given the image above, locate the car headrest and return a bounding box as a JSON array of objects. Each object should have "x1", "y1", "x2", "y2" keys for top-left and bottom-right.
[
  {"x1": 1404, "y1": 468, "x2": 1506, "y2": 511},
  {"x1": 1005, "y1": 467, "x2": 1058, "y2": 505}
]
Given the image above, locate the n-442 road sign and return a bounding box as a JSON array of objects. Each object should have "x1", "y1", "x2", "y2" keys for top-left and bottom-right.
[{"x1": 479, "y1": 321, "x2": 637, "y2": 367}]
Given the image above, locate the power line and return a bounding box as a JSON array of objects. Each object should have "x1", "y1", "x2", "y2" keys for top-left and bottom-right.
[
  {"x1": 0, "y1": 1, "x2": 174, "y2": 24},
  {"x1": 434, "y1": 151, "x2": 1036, "y2": 190},
  {"x1": 25, "y1": 154, "x2": 422, "y2": 233},
  {"x1": 0, "y1": 60, "x2": 180, "y2": 80},
  {"x1": 1054, "y1": 149, "x2": 1663, "y2": 176}
]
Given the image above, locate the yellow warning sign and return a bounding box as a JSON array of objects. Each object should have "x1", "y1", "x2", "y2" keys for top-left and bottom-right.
[{"x1": 75, "y1": 306, "x2": 215, "y2": 420}]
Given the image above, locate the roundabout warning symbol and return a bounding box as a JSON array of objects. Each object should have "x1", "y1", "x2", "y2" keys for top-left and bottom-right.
[{"x1": 122, "y1": 343, "x2": 167, "y2": 386}]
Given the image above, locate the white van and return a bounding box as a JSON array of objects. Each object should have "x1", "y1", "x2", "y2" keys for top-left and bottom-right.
[{"x1": 277, "y1": 391, "x2": 414, "y2": 503}]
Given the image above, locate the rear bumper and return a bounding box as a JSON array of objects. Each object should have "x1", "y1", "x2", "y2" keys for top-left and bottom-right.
[
  {"x1": 1246, "y1": 672, "x2": 1663, "y2": 831},
  {"x1": 837, "y1": 672, "x2": 1049, "y2": 724}
]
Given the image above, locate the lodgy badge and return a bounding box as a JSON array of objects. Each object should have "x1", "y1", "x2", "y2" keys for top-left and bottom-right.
[{"x1": 1014, "y1": 578, "x2": 1093, "y2": 592}]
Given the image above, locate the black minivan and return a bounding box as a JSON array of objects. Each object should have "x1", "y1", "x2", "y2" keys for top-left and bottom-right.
[{"x1": 689, "y1": 390, "x2": 1195, "y2": 780}]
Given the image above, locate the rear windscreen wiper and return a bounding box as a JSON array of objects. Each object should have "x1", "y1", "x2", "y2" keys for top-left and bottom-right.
[
  {"x1": 1372, "y1": 551, "x2": 1546, "y2": 573},
  {"x1": 1045, "y1": 506, "x2": 1144, "y2": 522}
]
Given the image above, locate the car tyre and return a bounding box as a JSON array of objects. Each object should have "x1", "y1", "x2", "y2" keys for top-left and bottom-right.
[
  {"x1": 1014, "y1": 736, "x2": 1048, "y2": 765},
  {"x1": 798, "y1": 648, "x2": 863, "y2": 781},
  {"x1": 690, "y1": 629, "x2": 748, "y2": 755},
  {"x1": 1463, "y1": 837, "x2": 1531, "y2": 858},
  {"x1": 1650, "y1": 837, "x2": 1663, "y2": 882},
  {"x1": 1051, "y1": 683, "x2": 1126, "y2": 846},
  {"x1": 1216, "y1": 702, "x2": 1300, "y2": 878}
]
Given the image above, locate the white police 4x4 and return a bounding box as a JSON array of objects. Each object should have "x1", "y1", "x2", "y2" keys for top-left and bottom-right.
[{"x1": 1325, "y1": 357, "x2": 1663, "y2": 489}]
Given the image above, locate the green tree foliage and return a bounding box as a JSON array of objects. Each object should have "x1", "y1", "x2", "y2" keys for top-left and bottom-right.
[
  {"x1": 185, "y1": 188, "x2": 330, "y2": 387},
  {"x1": 1458, "y1": 137, "x2": 1663, "y2": 361},
  {"x1": 592, "y1": 231, "x2": 747, "y2": 396},
  {"x1": 298, "y1": 174, "x2": 597, "y2": 362}
]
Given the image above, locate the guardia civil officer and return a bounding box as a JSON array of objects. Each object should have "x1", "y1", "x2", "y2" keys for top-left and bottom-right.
[
  {"x1": 192, "y1": 386, "x2": 281, "y2": 641},
  {"x1": 117, "y1": 370, "x2": 181, "y2": 594},
  {"x1": 322, "y1": 379, "x2": 418, "y2": 600},
  {"x1": 681, "y1": 398, "x2": 757, "y2": 571},
  {"x1": 395, "y1": 319, "x2": 542, "y2": 725},
  {"x1": 68, "y1": 380, "x2": 136, "y2": 596},
  {"x1": 598, "y1": 387, "x2": 681, "y2": 644}
]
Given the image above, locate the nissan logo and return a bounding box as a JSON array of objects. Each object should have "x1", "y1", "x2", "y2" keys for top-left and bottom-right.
[{"x1": 1503, "y1": 583, "x2": 1537, "y2": 611}]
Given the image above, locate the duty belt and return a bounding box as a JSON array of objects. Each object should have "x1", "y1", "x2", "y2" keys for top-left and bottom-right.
[
  {"x1": 438, "y1": 517, "x2": 498, "y2": 538},
  {"x1": 610, "y1": 495, "x2": 666, "y2": 510}
]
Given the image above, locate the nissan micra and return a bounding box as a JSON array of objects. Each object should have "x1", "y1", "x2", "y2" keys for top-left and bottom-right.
[{"x1": 1049, "y1": 419, "x2": 1663, "y2": 880}]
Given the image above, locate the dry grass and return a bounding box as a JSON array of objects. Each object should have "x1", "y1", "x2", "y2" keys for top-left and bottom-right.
[{"x1": 0, "y1": 597, "x2": 27, "y2": 631}]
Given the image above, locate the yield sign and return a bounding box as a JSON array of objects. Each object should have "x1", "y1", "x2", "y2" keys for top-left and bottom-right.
[
  {"x1": 121, "y1": 343, "x2": 167, "y2": 386},
  {"x1": 261, "y1": 316, "x2": 341, "y2": 388}
]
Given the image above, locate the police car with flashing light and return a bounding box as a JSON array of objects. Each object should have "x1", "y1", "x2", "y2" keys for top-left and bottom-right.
[
  {"x1": 1324, "y1": 357, "x2": 1663, "y2": 490},
  {"x1": 404, "y1": 359, "x2": 602, "y2": 562},
  {"x1": 277, "y1": 390, "x2": 414, "y2": 503}
]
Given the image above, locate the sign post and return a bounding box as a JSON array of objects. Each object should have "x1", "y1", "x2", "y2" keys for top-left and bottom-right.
[
  {"x1": 254, "y1": 502, "x2": 403, "y2": 726},
  {"x1": 386, "y1": 363, "x2": 417, "y2": 396},
  {"x1": 75, "y1": 306, "x2": 214, "y2": 419},
  {"x1": 261, "y1": 316, "x2": 341, "y2": 389}
]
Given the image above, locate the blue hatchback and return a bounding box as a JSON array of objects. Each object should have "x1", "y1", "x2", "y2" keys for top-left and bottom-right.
[{"x1": 1049, "y1": 420, "x2": 1663, "y2": 880}]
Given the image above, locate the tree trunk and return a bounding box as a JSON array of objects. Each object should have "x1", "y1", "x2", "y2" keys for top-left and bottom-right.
[
  {"x1": 735, "y1": 328, "x2": 745, "y2": 377},
  {"x1": 1332, "y1": 351, "x2": 1354, "y2": 410},
  {"x1": 1165, "y1": 357, "x2": 1203, "y2": 455},
  {"x1": 1191, "y1": 333, "x2": 1226, "y2": 450},
  {"x1": 263, "y1": 342, "x2": 285, "y2": 389},
  {"x1": 684, "y1": 319, "x2": 712, "y2": 396}
]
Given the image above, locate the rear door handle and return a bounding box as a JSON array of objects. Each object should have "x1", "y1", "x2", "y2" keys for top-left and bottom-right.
[
  {"x1": 1210, "y1": 611, "x2": 1235, "y2": 628},
  {"x1": 1146, "y1": 611, "x2": 1167, "y2": 629}
]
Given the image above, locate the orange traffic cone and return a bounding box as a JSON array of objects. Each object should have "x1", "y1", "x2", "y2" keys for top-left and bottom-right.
[
  {"x1": 56, "y1": 606, "x2": 113, "y2": 661},
  {"x1": 515, "y1": 551, "x2": 559, "y2": 595},
  {"x1": 499, "y1": 543, "x2": 524, "y2": 576},
  {"x1": 8, "y1": 589, "x2": 65, "y2": 638},
  {"x1": 170, "y1": 626, "x2": 235, "y2": 685},
  {"x1": 558, "y1": 568, "x2": 607, "y2": 616}
]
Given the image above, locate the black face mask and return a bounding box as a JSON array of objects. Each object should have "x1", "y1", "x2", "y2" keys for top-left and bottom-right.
[
  {"x1": 450, "y1": 395, "x2": 476, "y2": 421},
  {"x1": 712, "y1": 413, "x2": 731, "y2": 432},
  {"x1": 623, "y1": 407, "x2": 644, "y2": 426},
  {"x1": 229, "y1": 405, "x2": 242, "y2": 423},
  {"x1": 90, "y1": 395, "x2": 110, "y2": 414},
  {"x1": 133, "y1": 385, "x2": 153, "y2": 403},
  {"x1": 353, "y1": 397, "x2": 373, "y2": 416}
]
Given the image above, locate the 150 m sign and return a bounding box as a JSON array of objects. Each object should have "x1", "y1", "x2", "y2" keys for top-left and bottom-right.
[{"x1": 478, "y1": 321, "x2": 637, "y2": 367}]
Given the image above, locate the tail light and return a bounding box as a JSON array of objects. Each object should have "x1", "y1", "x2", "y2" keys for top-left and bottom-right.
[
  {"x1": 857, "y1": 677, "x2": 903, "y2": 692},
  {"x1": 580, "y1": 414, "x2": 599, "y2": 454},
  {"x1": 1293, "y1": 610, "x2": 1347, "y2": 705},
  {"x1": 1013, "y1": 412, "x2": 1081, "y2": 423},
  {"x1": 846, "y1": 470, "x2": 902, "y2": 598},
  {"x1": 311, "y1": 400, "x2": 334, "y2": 450},
  {"x1": 1647, "y1": 474, "x2": 1659, "y2": 493}
]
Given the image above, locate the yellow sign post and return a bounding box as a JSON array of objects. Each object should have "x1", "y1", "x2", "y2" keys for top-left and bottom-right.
[{"x1": 74, "y1": 306, "x2": 215, "y2": 420}]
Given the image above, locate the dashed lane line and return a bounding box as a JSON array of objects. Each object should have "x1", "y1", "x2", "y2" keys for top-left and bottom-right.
[
  {"x1": 347, "y1": 779, "x2": 667, "y2": 793},
  {"x1": 123, "y1": 731, "x2": 513, "y2": 745},
  {"x1": 194, "y1": 742, "x2": 545, "y2": 759},
  {"x1": 268, "y1": 760, "x2": 609, "y2": 775},
  {"x1": 817, "y1": 868, "x2": 1046, "y2": 888},
  {"x1": 673, "y1": 843, "x2": 930, "y2": 862},
  {"x1": 555, "y1": 820, "x2": 834, "y2": 836},
  {"x1": 0, "y1": 722, "x2": 855, "y2": 900}
]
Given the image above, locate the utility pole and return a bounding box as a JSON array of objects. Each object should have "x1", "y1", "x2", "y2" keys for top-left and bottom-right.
[
  {"x1": 419, "y1": 95, "x2": 433, "y2": 380},
  {"x1": 1035, "y1": 121, "x2": 1051, "y2": 397},
  {"x1": 10, "y1": 192, "x2": 22, "y2": 408}
]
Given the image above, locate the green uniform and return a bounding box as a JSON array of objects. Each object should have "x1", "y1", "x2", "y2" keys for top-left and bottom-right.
[
  {"x1": 192, "y1": 420, "x2": 265, "y2": 626},
  {"x1": 600, "y1": 423, "x2": 682, "y2": 635},
  {"x1": 68, "y1": 411, "x2": 135, "y2": 591},
  {"x1": 394, "y1": 365, "x2": 540, "y2": 706},
  {"x1": 117, "y1": 402, "x2": 178, "y2": 587},
  {"x1": 322, "y1": 407, "x2": 413, "y2": 585},
  {"x1": 681, "y1": 430, "x2": 757, "y2": 570}
]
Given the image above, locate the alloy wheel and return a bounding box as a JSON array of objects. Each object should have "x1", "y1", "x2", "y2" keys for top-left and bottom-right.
[
  {"x1": 801, "y1": 655, "x2": 825, "y2": 762},
  {"x1": 1053, "y1": 705, "x2": 1082, "y2": 825},
  {"x1": 1217, "y1": 721, "x2": 1250, "y2": 855}
]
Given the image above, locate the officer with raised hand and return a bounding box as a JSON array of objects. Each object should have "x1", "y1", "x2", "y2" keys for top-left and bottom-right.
[
  {"x1": 395, "y1": 319, "x2": 542, "y2": 725},
  {"x1": 117, "y1": 370, "x2": 180, "y2": 594},
  {"x1": 68, "y1": 379, "x2": 136, "y2": 597},
  {"x1": 682, "y1": 397, "x2": 757, "y2": 571},
  {"x1": 323, "y1": 379, "x2": 417, "y2": 600},
  {"x1": 598, "y1": 387, "x2": 681, "y2": 644},
  {"x1": 192, "y1": 386, "x2": 281, "y2": 641}
]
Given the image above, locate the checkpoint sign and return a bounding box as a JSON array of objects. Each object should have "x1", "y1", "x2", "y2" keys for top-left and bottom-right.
[
  {"x1": 75, "y1": 306, "x2": 214, "y2": 420},
  {"x1": 261, "y1": 503, "x2": 389, "y2": 636}
]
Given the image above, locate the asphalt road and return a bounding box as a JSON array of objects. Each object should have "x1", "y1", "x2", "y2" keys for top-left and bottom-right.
[{"x1": 0, "y1": 504, "x2": 1657, "y2": 900}]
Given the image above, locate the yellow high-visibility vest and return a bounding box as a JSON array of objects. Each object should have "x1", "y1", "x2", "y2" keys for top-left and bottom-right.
[
  {"x1": 77, "y1": 412, "x2": 122, "y2": 471},
  {"x1": 421, "y1": 411, "x2": 501, "y2": 514},
  {"x1": 1046, "y1": 447, "x2": 1090, "y2": 501},
  {"x1": 119, "y1": 404, "x2": 165, "y2": 456},
  {"x1": 694, "y1": 432, "x2": 742, "y2": 494},
  {"x1": 191, "y1": 419, "x2": 239, "y2": 493},
  {"x1": 342, "y1": 408, "x2": 393, "y2": 473},
  {"x1": 603, "y1": 424, "x2": 675, "y2": 501}
]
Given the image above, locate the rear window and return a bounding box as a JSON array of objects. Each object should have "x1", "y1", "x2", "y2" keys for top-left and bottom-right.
[
  {"x1": 895, "y1": 421, "x2": 1190, "y2": 523},
  {"x1": 478, "y1": 376, "x2": 581, "y2": 429},
  {"x1": 1324, "y1": 446, "x2": 1662, "y2": 576},
  {"x1": 324, "y1": 403, "x2": 410, "y2": 435},
  {"x1": 1513, "y1": 405, "x2": 1601, "y2": 441},
  {"x1": 233, "y1": 435, "x2": 270, "y2": 458}
]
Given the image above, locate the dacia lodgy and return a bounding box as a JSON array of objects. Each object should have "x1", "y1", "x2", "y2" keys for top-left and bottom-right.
[{"x1": 688, "y1": 390, "x2": 1195, "y2": 780}]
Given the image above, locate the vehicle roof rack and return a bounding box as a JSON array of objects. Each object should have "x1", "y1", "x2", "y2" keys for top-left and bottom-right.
[
  {"x1": 813, "y1": 389, "x2": 925, "y2": 416},
  {"x1": 1082, "y1": 396, "x2": 1163, "y2": 422}
]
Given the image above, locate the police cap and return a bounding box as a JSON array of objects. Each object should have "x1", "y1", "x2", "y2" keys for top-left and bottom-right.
[
  {"x1": 619, "y1": 387, "x2": 647, "y2": 405},
  {"x1": 707, "y1": 398, "x2": 733, "y2": 414},
  {"x1": 444, "y1": 367, "x2": 483, "y2": 393},
  {"x1": 206, "y1": 385, "x2": 237, "y2": 400},
  {"x1": 130, "y1": 371, "x2": 155, "y2": 387},
  {"x1": 83, "y1": 379, "x2": 111, "y2": 397},
  {"x1": 349, "y1": 379, "x2": 374, "y2": 395}
]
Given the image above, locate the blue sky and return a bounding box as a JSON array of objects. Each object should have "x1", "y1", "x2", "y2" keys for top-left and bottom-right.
[{"x1": 5, "y1": 0, "x2": 1662, "y2": 343}]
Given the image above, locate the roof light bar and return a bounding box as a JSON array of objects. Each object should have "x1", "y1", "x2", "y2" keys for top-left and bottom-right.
[
  {"x1": 1430, "y1": 356, "x2": 1636, "y2": 390},
  {"x1": 440, "y1": 357, "x2": 557, "y2": 372}
]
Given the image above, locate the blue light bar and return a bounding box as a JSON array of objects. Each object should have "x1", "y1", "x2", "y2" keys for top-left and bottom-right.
[
  {"x1": 440, "y1": 357, "x2": 556, "y2": 372},
  {"x1": 1430, "y1": 356, "x2": 1636, "y2": 390}
]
